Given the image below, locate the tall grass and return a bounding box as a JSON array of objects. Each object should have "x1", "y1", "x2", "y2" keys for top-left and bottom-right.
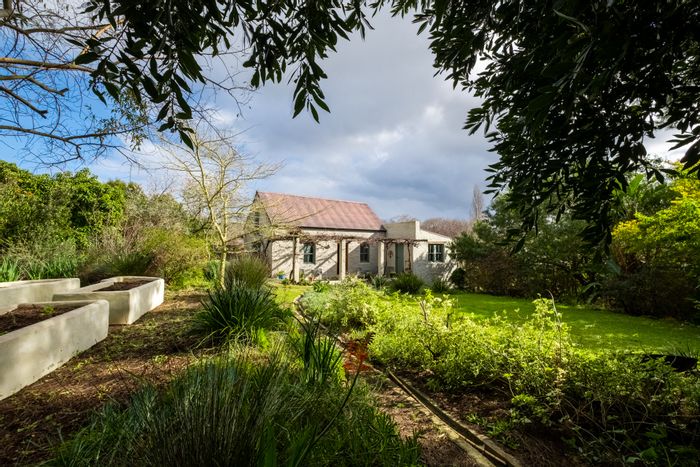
[
  {"x1": 0, "y1": 257, "x2": 20, "y2": 282},
  {"x1": 225, "y1": 255, "x2": 270, "y2": 290},
  {"x1": 52, "y1": 349, "x2": 420, "y2": 466}
]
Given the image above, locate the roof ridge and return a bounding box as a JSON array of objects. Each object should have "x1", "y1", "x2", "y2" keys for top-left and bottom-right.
[{"x1": 258, "y1": 191, "x2": 371, "y2": 206}]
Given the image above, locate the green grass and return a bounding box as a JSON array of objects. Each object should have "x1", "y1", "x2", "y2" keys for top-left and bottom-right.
[
  {"x1": 270, "y1": 283, "x2": 311, "y2": 307},
  {"x1": 447, "y1": 292, "x2": 700, "y2": 354}
]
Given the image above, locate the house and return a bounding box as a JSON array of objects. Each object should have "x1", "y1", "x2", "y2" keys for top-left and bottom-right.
[{"x1": 245, "y1": 192, "x2": 456, "y2": 283}]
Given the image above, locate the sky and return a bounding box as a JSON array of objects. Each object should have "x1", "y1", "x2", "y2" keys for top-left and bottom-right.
[{"x1": 5, "y1": 10, "x2": 687, "y2": 222}]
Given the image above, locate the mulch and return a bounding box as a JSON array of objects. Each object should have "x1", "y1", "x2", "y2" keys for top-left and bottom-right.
[
  {"x1": 0, "y1": 290, "x2": 207, "y2": 466},
  {"x1": 0, "y1": 304, "x2": 78, "y2": 335}
]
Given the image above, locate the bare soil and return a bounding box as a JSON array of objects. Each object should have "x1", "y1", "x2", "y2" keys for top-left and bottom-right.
[
  {"x1": 0, "y1": 289, "x2": 208, "y2": 466},
  {"x1": 343, "y1": 339, "x2": 480, "y2": 466},
  {"x1": 97, "y1": 279, "x2": 154, "y2": 291},
  {"x1": 0, "y1": 304, "x2": 78, "y2": 335},
  {"x1": 396, "y1": 370, "x2": 587, "y2": 467}
]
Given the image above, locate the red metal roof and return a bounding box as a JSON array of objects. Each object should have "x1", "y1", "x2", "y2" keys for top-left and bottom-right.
[{"x1": 257, "y1": 192, "x2": 385, "y2": 231}]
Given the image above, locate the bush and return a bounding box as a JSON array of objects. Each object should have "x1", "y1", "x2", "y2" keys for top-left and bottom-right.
[
  {"x1": 193, "y1": 280, "x2": 287, "y2": 344},
  {"x1": 367, "y1": 291, "x2": 700, "y2": 464},
  {"x1": 302, "y1": 277, "x2": 381, "y2": 331},
  {"x1": 203, "y1": 260, "x2": 220, "y2": 283},
  {"x1": 389, "y1": 272, "x2": 424, "y2": 294},
  {"x1": 53, "y1": 350, "x2": 420, "y2": 466},
  {"x1": 0, "y1": 257, "x2": 20, "y2": 282},
  {"x1": 225, "y1": 254, "x2": 270, "y2": 290},
  {"x1": 3, "y1": 236, "x2": 80, "y2": 280},
  {"x1": 312, "y1": 280, "x2": 331, "y2": 293},
  {"x1": 370, "y1": 274, "x2": 389, "y2": 290},
  {"x1": 141, "y1": 228, "x2": 208, "y2": 285},
  {"x1": 449, "y1": 267, "x2": 467, "y2": 289},
  {"x1": 431, "y1": 277, "x2": 451, "y2": 293}
]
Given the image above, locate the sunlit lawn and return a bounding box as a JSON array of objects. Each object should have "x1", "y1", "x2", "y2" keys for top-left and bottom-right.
[
  {"x1": 450, "y1": 292, "x2": 700, "y2": 354},
  {"x1": 270, "y1": 282, "x2": 310, "y2": 307}
]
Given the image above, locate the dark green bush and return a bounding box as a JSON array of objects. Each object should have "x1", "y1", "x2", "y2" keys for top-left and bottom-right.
[
  {"x1": 193, "y1": 280, "x2": 286, "y2": 345},
  {"x1": 430, "y1": 277, "x2": 451, "y2": 293},
  {"x1": 449, "y1": 267, "x2": 467, "y2": 289},
  {"x1": 52, "y1": 350, "x2": 420, "y2": 466},
  {"x1": 203, "y1": 260, "x2": 220, "y2": 283},
  {"x1": 390, "y1": 272, "x2": 424, "y2": 294},
  {"x1": 225, "y1": 255, "x2": 270, "y2": 290}
]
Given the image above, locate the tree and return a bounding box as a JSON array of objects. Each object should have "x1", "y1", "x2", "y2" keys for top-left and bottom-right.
[
  {"x1": 421, "y1": 217, "x2": 471, "y2": 238},
  {"x1": 6, "y1": 0, "x2": 699, "y2": 243},
  {"x1": 158, "y1": 129, "x2": 278, "y2": 287},
  {"x1": 0, "y1": 0, "x2": 247, "y2": 161},
  {"x1": 608, "y1": 174, "x2": 700, "y2": 318},
  {"x1": 469, "y1": 185, "x2": 484, "y2": 222}
]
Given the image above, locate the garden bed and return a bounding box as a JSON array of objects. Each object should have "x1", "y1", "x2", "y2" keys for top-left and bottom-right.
[
  {"x1": 53, "y1": 276, "x2": 165, "y2": 325},
  {"x1": 0, "y1": 303, "x2": 79, "y2": 335},
  {"x1": 0, "y1": 278, "x2": 80, "y2": 306},
  {"x1": 0, "y1": 289, "x2": 205, "y2": 465},
  {"x1": 0, "y1": 300, "x2": 109, "y2": 401}
]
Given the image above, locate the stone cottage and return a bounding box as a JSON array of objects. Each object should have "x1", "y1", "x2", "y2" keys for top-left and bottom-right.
[{"x1": 245, "y1": 192, "x2": 456, "y2": 283}]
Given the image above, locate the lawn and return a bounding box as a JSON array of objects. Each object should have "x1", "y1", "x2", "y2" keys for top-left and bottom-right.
[
  {"x1": 270, "y1": 283, "x2": 310, "y2": 307},
  {"x1": 449, "y1": 292, "x2": 700, "y2": 354}
]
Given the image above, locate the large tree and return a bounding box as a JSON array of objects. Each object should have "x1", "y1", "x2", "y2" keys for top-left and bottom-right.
[{"x1": 5, "y1": 0, "x2": 700, "y2": 242}]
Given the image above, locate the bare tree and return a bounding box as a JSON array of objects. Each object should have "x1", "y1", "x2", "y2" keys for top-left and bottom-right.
[
  {"x1": 422, "y1": 218, "x2": 472, "y2": 238},
  {"x1": 158, "y1": 129, "x2": 279, "y2": 287},
  {"x1": 470, "y1": 185, "x2": 485, "y2": 222},
  {"x1": 0, "y1": 0, "x2": 249, "y2": 164}
]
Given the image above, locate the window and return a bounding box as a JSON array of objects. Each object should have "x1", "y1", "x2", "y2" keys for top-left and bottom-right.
[
  {"x1": 428, "y1": 244, "x2": 444, "y2": 262},
  {"x1": 254, "y1": 212, "x2": 261, "y2": 226},
  {"x1": 359, "y1": 243, "x2": 370, "y2": 263},
  {"x1": 302, "y1": 242, "x2": 315, "y2": 264}
]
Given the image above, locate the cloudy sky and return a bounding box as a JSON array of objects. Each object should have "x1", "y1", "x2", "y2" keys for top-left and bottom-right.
[
  {"x1": 91, "y1": 11, "x2": 494, "y2": 221},
  {"x1": 6, "y1": 10, "x2": 685, "y2": 221}
]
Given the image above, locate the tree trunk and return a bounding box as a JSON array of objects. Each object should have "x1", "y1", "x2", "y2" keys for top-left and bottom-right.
[{"x1": 219, "y1": 246, "x2": 227, "y2": 289}]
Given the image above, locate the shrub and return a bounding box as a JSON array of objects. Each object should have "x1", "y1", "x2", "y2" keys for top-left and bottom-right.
[
  {"x1": 389, "y1": 272, "x2": 424, "y2": 294},
  {"x1": 193, "y1": 280, "x2": 287, "y2": 344},
  {"x1": 141, "y1": 228, "x2": 208, "y2": 285},
  {"x1": 4, "y1": 236, "x2": 80, "y2": 280},
  {"x1": 370, "y1": 274, "x2": 389, "y2": 290},
  {"x1": 431, "y1": 277, "x2": 451, "y2": 293},
  {"x1": 303, "y1": 277, "x2": 382, "y2": 331},
  {"x1": 449, "y1": 267, "x2": 467, "y2": 289},
  {"x1": 312, "y1": 280, "x2": 331, "y2": 293},
  {"x1": 225, "y1": 254, "x2": 270, "y2": 290},
  {"x1": 203, "y1": 259, "x2": 220, "y2": 283},
  {"x1": 53, "y1": 350, "x2": 420, "y2": 466},
  {"x1": 366, "y1": 291, "x2": 700, "y2": 464}
]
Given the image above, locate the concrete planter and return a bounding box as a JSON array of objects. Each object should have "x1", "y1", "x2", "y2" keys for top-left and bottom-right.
[
  {"x1": 0, "y1": 278, "x2": 81, "y2": 307},
  {"x1": 53, "y1": 276, "x2": 164, "y2": 325},
  {"x1": 0, "y1": 300, "x2": 109, "y2": 400}
]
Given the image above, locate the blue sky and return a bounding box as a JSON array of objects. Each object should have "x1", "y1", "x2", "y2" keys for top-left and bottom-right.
[{"x1": 3, "y1": 10, "x2": 685, "y2": 221}]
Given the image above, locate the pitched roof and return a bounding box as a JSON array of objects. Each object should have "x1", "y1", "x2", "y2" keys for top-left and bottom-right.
[{"x1": 256, "y1": 192, "x2": 385, "y2": 231}]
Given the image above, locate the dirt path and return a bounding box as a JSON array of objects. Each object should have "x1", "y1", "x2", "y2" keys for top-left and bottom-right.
[{"x1": 0, "y1": 290, "x2": 206, "y2": 466}]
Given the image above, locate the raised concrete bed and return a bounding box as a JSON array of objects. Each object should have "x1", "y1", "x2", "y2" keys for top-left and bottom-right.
[
  {"x1": 53, "y1": 276, "x2": 164, "y2": 325},
  {"x1": 0, "y1": 300, "x2": 109, "y2": 400},
  {"x1": 0, "y1": 278, "x2": 80, "y2": 307}
]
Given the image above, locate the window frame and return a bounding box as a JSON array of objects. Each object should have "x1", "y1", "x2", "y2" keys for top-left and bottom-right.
[
  {"x1": 359, "y1": 243, "x2": 370, "y2": 263},
  {"x1": 302, "y1": 242, "x2": 316, "y2": 264},
  {"x1": 428, "y1": 243, "x2": 444, "y2": 263}
]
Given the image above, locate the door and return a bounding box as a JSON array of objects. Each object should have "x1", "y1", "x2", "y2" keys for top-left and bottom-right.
[{"x1": 395, "y1": 243, "x2": 404, "y2": 273}]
